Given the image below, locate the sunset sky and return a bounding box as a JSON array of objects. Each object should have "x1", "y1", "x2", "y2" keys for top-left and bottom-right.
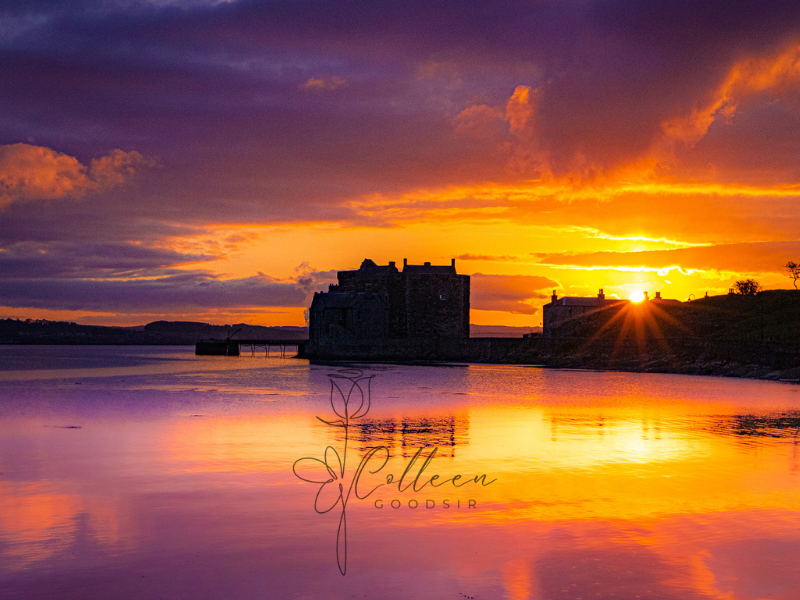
[{"x1": 2, "y1": 0, "x2": 800, "y2": 327}]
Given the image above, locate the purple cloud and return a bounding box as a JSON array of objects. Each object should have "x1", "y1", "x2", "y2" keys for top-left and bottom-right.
[{"x1": 0, "y1": 272, "x2": 308, "y2": 312}]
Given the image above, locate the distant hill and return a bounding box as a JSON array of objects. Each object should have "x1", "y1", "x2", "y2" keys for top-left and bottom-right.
[
  {"x1": 470, "y1": 324, "x2": 541, "y2": 338},
  {"x1": 143, "y1": 321, "x2": 308, "y2": 342},
  {"x1": 0, "y1": 319, "x2": 308, "y2": 345}
]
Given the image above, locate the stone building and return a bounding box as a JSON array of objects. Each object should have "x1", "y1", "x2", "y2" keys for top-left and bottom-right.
[
  {"x1": 308, "y1": 258, "x2": 469, "y2": 352},
  {"x1": 542, "y1": 289, "x2": 628, "y2": 338}
]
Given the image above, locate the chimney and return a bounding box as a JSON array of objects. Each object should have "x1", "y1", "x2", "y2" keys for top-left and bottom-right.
[
  {"x1": 388, "y1": 261, "x2": 395, "y2": 269},
  {"x1": 451, "y1": 258, "x2": 455, "y2": 267},
  {"x1": 403, "y1": 258, "x2": 407, "y2": 268},
  {"x1": 551, "y1": 290, "x2": 558, "y2": 303},
  {"x1": 598, "y1": 288, "x2": 605, "y2": 300},
  {"x1": 655, "y1": 291, "x2": 661, "y2": 300},
  {"x1": 644, "y1": 291, "x2": 649, "y2": 301},
  {"x1": 424, "y1": 261, "x2": 431, "y2": 266}
]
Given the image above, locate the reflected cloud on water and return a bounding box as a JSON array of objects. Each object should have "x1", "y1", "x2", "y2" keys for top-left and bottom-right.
[{"x1": 1, "y1": 353, "x2": 799, "y2": 598}]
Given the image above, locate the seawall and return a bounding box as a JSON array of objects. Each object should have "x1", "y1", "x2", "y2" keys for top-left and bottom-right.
[
  {"x1": 306, "y1": 335, "x2": 800, "y2": 381},
  {"x1": 306, "y1": 337, "x2": 529, "y2": 362}
]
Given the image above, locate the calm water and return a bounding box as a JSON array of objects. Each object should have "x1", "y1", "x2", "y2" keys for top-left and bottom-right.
[{"x1": 1, "y1": 346, "x2": 799, "y2": 599}]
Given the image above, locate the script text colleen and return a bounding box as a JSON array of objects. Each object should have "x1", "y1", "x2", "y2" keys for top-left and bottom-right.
[{"x1": 353, "y1": 446, "x2": 496, "y2": 502}]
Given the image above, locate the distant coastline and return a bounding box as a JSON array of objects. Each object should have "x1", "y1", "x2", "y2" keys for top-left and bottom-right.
[
  {"x1": 0, "y1": 319, "x2": 537, "y2": 346},
  {"x1": 0, "y1": 319, "x2": 308, "y2": 346}
]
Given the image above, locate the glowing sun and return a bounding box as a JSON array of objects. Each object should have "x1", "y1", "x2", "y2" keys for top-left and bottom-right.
[{"x1": 630, "y1": 290, "x2": 646, "y2": 303}]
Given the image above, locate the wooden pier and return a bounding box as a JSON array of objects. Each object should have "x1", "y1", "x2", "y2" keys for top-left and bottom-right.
[{"x1": 195, "y1": 338, "x2": 308, "y2": 358}]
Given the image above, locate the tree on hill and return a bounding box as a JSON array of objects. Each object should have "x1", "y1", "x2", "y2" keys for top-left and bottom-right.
[
  {"x1": 786, "y1": 261, "x2": 800, "y2": 289},
  {"x1": 733, "y1": 279, "x2": 762, "y2": 295}
]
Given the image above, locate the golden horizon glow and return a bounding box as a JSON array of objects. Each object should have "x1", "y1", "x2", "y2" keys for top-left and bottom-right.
[{"x1": 630, "y1": 290, "x2": 646, "y2": 303}]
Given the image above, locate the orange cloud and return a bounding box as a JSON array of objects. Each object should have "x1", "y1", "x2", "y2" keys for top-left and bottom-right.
[
  {"x1": 0, "y1": 144, "x2": 88, "y2": 204},
  {"x1": 0, "y1": 144, "x2": 154, "y2": 206},
  {"x1": 89, "y1": 148, "x2": 156, "y2": 189},
  {"x1": 538, "y1": 241, "x2": 800, "y2": 275},
  {"x1": 471, "y1": 273, "x2": 558, "y2": 315},
  {"x1": 348, "y1": 176, "x2": 800, "y2": 244},
  {"x1": 663, "y1": 44, "x2": 800, "y2": 146},
  {"x1": 453, "y1": 104, "x2": 504, "y2": 139},
  {"x1": 300, "y1": 76, "x2": 347, "y2": 91},
  {"x1": 447, "y1": 42, "x2": 800, "y2": 188},
  {"x1": 505, "y1": 85, "x2": 535, "y2": 133},
  {"x1": 457, "y1": 253, "x2": 523, "y2": 262},
  {"x1": 454, "y1": 84, "x2": 537, "y2": 139}
]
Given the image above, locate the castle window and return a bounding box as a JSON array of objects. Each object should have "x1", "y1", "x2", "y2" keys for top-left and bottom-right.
[{"x1": 438, "y1": 290, "x2": 448, "y2": 301}]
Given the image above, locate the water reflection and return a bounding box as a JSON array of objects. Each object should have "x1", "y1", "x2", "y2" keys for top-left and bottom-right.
[
  {"x1": 341, "y1": 415, "x2": 469, "y2": 457},
  {"x1": 707, "y1": 411, "x2": 800, "y2": 439},
  {"x1": 1, "y1": 353, "x2": 799, "y2": 599}
]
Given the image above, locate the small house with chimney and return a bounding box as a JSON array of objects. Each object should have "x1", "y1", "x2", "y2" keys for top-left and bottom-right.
[{"x1": 542, "y1": 289, "x2": 628, "y2": 338}]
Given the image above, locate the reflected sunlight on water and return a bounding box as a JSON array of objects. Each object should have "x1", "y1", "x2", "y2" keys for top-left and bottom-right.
[{"x1": 0, "y1": 347, "x2": 799, "y2": 598}]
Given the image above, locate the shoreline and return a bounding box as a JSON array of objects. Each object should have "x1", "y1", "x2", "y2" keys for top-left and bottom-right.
[
  {"x1": 2, "y1": 341, "x2": 798, "y2": 385},
  {"x1": 308, "y1": 357, "x2": 800, "y2": 384}
]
